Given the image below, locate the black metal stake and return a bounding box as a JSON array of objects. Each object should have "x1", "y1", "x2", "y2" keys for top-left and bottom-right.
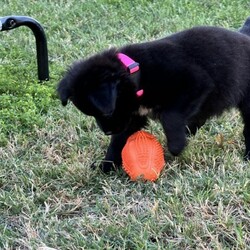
[{"x1": 0, "y1": 15, "x2": 49, "y2": 81}]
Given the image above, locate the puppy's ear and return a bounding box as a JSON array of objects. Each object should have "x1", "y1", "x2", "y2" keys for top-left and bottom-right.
[{"x1": 57, "y1": 78, "x2": 72, "y2": 106}]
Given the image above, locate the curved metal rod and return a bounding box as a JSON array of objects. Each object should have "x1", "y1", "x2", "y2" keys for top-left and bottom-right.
[{"x1": 0, "y1": 15, "x2": 49, "y2": 81}]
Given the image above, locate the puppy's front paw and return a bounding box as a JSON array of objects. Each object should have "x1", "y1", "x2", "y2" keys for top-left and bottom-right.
[
  {"x1": 93, "y1": 160, "x2": 117, "y2": 173},
  {"x1": 101, "y1": 161, "x2": 116, "y2": 173}
]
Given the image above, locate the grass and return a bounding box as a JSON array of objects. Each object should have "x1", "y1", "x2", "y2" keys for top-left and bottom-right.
[{"x1": 1, "y1": 0, "x2": 250, "y2": 249}]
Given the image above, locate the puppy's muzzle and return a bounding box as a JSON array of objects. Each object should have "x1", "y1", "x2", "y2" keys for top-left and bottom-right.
[{"x1": 95, "y1": 115, "x2": 116, "y2": 135}]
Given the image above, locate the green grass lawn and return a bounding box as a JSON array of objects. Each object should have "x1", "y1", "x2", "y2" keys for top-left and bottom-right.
[{"x1": 1, "y1": 0, "x2": 250, "y2": 249}]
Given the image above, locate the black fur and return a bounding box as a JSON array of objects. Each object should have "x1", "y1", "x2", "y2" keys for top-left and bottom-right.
[{"x1": 58, "y1": 18, "x2": 250, "y2": 172}]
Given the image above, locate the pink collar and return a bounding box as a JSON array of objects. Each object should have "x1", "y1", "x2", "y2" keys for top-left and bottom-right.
[{"x1": 117, "y1": 53, "x2": 143, "y2": 97}]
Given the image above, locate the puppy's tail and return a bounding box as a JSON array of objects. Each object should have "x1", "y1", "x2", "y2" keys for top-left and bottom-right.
[{"x1": 239, "y1": 17, "x2": 250, "y2": 36}]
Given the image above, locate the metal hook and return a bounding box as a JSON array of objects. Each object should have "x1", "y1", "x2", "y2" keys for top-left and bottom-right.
[{"x1": 0, "y1": 15, "x2": 49, "y2": 81}]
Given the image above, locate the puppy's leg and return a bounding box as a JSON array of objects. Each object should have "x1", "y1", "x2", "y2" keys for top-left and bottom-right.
[
  {"x1": 241, "y1": 114, "x2": 250, "y2": 160},
  {"x1": 160, "y1": 72, "x2": 213, "y2": 155},
  {"x1": 239, "y1": 93, "x2": 250, "y2": 160},
  {"x1": 100, "y1": 115, "x2": 148, "y2": 173},
  {"x1": 101, "y1": 132, "x2": 132, "y2": 172},
  {"x1": 160, "y1": 111, "x2": 187, "y2": 156}
]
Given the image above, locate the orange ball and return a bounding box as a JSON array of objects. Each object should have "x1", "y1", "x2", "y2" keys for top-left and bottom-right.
[{"x1": 122, "y1": 131, "x2": 165, "y2": 181}]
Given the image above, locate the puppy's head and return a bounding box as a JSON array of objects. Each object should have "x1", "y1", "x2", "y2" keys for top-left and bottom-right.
[{"x1": 58, "y1": 49, "x2": 140, "y2": 135}]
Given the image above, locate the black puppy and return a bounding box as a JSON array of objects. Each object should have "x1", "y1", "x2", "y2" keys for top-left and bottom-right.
[{"x1": 58, "y1": 18, "x2": 250, "y2": 172}]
